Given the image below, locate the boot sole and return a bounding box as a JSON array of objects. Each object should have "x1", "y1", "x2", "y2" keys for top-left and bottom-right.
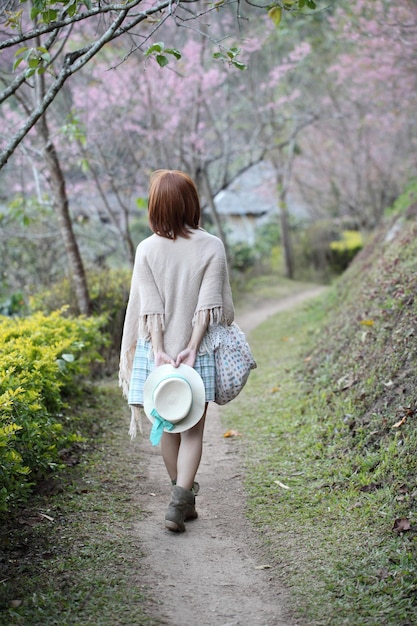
[{"x1": 165, "y1": 519, "x2": 185, "y2": 532}]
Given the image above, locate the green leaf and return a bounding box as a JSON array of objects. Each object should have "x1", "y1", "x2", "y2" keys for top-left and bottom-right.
[
  {"x1": 165, "y1": 48, "x2": 181, "y2": 60},
  {"x1": 15, "y1": 47, "x2": 28, "y2": 57},
  {"x1": 28, "y1": 59, "x2": 39, "y2": 68},
  {"x1": 80, "y1": 158, "x2": 89, "y2": 174},
  {"x1": 32, "y1": 0, "x2": 47, "y2": 11},
  {"x1": 67, "y1": 3, "x2": 77, "y2": 17},
  {"x1": 61, "y1": 354, "x2": 75, "y2": 362},
  {"x1": 233, "y1": 61, "x2": 247, "y2": 71},
  {"x1": 43, "y1": 9, "x2": 58, "y2": 22},
  {"x1": 156, "y1": 54, "x2": 168, "y2": 67},
  {"x1": 268, "y1": 6, "x2": 282, "y2": 25},
  {"x1": 136, "y1": 197, "x2": 147, "y2": 209},
  {"x1": 13, "y1": 58, "x2": 24, "y2": 71},
  {"x1": 213, "y1": 52, "x2": 224, "y2": 60},
  {"x1": 146, "y1": 42, "x2": 164, "y2": 56}
]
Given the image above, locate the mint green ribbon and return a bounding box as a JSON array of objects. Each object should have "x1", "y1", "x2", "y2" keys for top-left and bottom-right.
[{"x1": 150, "y1": 408, "x2": 175, "y2": 446}]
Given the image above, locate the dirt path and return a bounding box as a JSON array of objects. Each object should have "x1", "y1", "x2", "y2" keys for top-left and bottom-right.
[{"x1": 132, "y1": 286, "x2": 325, "y2": 626}]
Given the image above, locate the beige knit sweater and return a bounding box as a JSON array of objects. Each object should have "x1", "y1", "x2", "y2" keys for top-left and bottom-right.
[{"x1": 119, "y1": 228, "x2": 234, "y2": 398}]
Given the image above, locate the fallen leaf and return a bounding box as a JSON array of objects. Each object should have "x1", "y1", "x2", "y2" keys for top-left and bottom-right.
[
  {"x1": 359, "y1": 483, "x2": 381, "y2": 493},
  {"x1": 274, "y1": 480, "x2": 290, "y2": 490},
  {"x1": 255, "y1": 564, "x2": 272, "y2": 570},
  {"x1": 392, "y1": 518, "x2": 411, "y2": 532},
  {"x1": 223, "y1": 430, "x2": 241, "y2": 438},
  {"x1": 359, "y1": 319, "x2": 375, "y2": 326},
  {"x1": 270, "y1": 386, "x2": 280, "y2": 394},
  {"x1": 337, "y1": 373, "x2": 356, "y2": 391},
  {"x1": 382, "y1": 380, "x2": 394, "y2": 388},
  {"x1": 39, "y1": 512, "x2": 54, "y2": 522},
  {"x1": 376, "y1": 568, "x2": 390, "y2": 580},
  {"x1": 393, "y1": 416, "x2": 407, "y2": 428},
  {"x1": 10, "y1": 600, "x2": 22, "y2": 608}
]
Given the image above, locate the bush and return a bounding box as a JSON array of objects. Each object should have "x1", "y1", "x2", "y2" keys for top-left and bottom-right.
[
  {"x1": 329, "y1": 230, "x2": 363, "y2": 273},
  {"x1": 0, "y1": 310, "x2": 105, "y2": 512},
  {"x1": 229, "y1": 242, "x2": 257, "y2": 272},
  {"x1": 30, "y1": 268, "x2": 131, "y2": 372}
]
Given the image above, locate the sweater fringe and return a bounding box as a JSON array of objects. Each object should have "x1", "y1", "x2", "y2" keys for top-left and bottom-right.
[
  {"x1": 192, "y1": 306, "x2": 223, "y2": 327},
  {"x1": 139, "y1": 313, "x2": 165, "y2": 335},
  {"x1": 129, "y1": 405, "x2": 143, "y2": 440}
]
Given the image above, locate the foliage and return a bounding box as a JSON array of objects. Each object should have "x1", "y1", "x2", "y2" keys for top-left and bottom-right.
[
  {"x1": 223, "y1": 209, "x2": 417, "y2": 623},
  {"x1": 0, "y1": 310, "x2": 105, "y2": 512},
  {"x1": 254, "y1": 218, "x2": 281, "y2": 257},
  {"x1": 388, "y1": 178, "x2": 417, "y2": 216},
  {"x1": 328, "y1": 229, "x2": 363, "y2": 273},
  {"x1": 0, "y1": 292, "x2": 28, "y2": 317},
  {"x1": 291, "y1": 219, "x2": 345, "y2": 281},
  {"x1": 229, "y1": 241, "x2": 258, "y2": 272},
  {"x1": 29, "y1": 268, "x2": 131, "y2": 370}
]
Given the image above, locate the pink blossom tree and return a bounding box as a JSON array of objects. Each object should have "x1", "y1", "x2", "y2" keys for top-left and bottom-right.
[{"x1": 295, "y1": 0, "x2": 417, "y2": 230}]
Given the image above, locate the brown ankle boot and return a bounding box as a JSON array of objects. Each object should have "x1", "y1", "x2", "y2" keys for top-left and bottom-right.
[
  {"x1": 165, "y1": 486, "x2": 196, "y2": 532},
  {"x1": 184, "y1": 481, "x2": 199, "y2": 520}
]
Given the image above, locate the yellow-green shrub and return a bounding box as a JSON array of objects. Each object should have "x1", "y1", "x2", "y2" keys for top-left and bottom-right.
[
  {"x1": 29, "y1": 268, "x2": 131, "y2": 372},
  {"x1": 0, "y1": 310, "x2": 105, "y2": 512},
  {"x1": 329, "y1": 230, "x2": 363, "y2": 273}
]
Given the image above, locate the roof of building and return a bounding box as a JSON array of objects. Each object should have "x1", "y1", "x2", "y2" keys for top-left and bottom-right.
[{"x1": 214, "y1": 162, "x2": 277, "y2": 217}]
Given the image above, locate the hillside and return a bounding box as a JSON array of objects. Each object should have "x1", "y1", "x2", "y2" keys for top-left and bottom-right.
[
  {"x1": 307, "y1": 203, "x2": 417, "y2": 487},
  {"x1": 224, "y1": 202, "x2": 417, "y2": 625}
]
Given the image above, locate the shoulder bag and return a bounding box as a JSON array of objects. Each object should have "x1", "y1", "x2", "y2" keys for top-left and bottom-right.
[{"x1": 207, "y1": 322, "x2": 257, "y2": 405}]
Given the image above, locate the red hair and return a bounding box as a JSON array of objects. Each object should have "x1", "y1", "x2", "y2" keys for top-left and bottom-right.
[{"x1": 148, "y1": 170, "x2": 201, "y2": 239}]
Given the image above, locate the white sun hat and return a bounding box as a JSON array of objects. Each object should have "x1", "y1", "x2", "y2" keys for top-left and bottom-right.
[{"x1": 143, "y1": 364, "x2": 206, "y2": 445}]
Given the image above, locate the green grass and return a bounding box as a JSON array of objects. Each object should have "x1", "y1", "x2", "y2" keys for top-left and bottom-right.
[
  {"x1": 0, "y1": 383, "x2": 162, "y2": 626},
  {"x1": 223, "y1": 214, "x2": 417, "y2": 625}
]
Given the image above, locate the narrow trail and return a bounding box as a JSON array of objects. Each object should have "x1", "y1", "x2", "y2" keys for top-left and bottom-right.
[{"x1": 131, "y1": 286, "x2": 325, "y2": 626}]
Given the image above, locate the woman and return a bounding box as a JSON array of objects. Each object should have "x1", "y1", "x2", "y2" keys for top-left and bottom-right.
[{"x1": 119, "y1": 169, "x2": 234, "y2": 532}]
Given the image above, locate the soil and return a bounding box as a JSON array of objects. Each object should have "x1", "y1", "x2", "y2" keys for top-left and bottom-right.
[{"x1": 130, "y1": 286, "x2": 325, "y2": 626}]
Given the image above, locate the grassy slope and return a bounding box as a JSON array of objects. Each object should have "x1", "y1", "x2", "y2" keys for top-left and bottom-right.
[{"x1": 223, "y1": 209, "x2": 417, "y2": 625}]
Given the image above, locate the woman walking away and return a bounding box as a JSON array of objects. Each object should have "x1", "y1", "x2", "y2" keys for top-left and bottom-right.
[{"x1": 119, "y1": 169, "x2": 234, "y2": 533}]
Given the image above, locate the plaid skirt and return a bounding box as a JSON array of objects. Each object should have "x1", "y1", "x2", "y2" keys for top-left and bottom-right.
[{"x1": 128, "y1": 339, "x2": 215, "y2": 406}]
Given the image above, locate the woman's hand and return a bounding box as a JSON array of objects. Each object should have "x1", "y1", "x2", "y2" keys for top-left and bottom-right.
[
  {"x1": 154, "y1": 351, "x2": 175, "y2": 367},
  {"x1": 175, "y1": 347, "x2": 198, "y2": 368}
]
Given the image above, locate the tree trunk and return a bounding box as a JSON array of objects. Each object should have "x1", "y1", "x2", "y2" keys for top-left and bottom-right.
[
  {"x1": 35, "y1": 70, "x2": 91, "y2": 315},
  {"x1": 198, "y1": 167, "x2": 232, "y2": 269},
  {"x1": 43, "y1": 135, "x2": 92, "y2": 314},
  {"x1": 278, "y1": 194, "x2": 294, "y2": 280}
]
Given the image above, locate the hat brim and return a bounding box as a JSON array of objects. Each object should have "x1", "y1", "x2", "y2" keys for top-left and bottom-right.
[{"x1": 143, "y1": 364, "x2": 206, "y2": 433}]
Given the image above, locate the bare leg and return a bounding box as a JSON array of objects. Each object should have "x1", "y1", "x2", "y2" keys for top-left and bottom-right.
[
  {"x1": 163, "y1": 405, "x2": 208, "y2": 532},
  {"x1": 176, "y1": 404, "x2": 208, "y2": 490},
  {"x1": 161, "y1": 404, "x2": 208, "y2": 489},
  {"x1": 161, "y1": 431, "x2": 181, "y2": 483}
]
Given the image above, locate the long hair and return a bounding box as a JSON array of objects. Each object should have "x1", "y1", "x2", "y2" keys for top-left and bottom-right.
[{"x1": 148, "y1": 170, "x2": 201, "y2": 239}]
